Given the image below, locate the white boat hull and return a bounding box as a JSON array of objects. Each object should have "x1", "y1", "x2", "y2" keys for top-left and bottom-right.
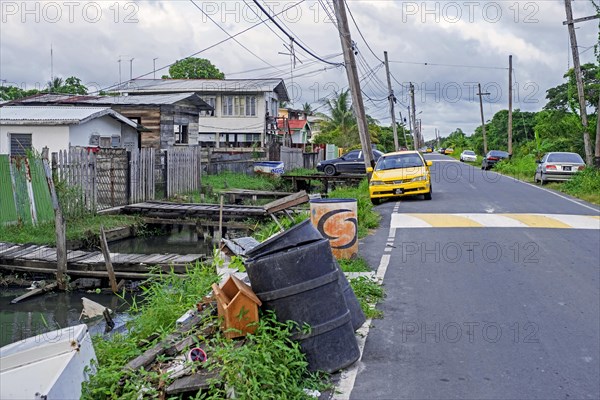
[{"x1": 0, "y1": 324, "x2": 97, "y2": 400}]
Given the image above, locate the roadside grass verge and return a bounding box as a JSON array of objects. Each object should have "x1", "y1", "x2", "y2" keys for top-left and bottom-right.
[
  {"x1": 349, "y1": 276, "x2": 385, "y2": 319},
  {"x1": 558, "y1": 168, "x2": 600, "y2": 205},
  {"x1": 338, "y1": 257, "x2": 371, "y2": 272},
  {"x1": 0, "y1": 214, "x2": 140, "y2": 246},
  {"x1": 493, "y1": 155, "x2": 537, "y2": 182}
]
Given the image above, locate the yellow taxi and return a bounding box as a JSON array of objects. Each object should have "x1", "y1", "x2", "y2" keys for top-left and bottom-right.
[
  {"x1": 444, "y1": 148, "x2": 454, "y2": 154},
  {"x1": 367, "y1": 151, "x2": 433, "y2": 205},
  {"x1": 426, "y1": 147, "x2": 433, "y2": 153}
]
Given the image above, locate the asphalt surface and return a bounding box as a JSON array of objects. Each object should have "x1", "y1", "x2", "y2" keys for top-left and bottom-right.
[{"x1": 350, "y1": 154, "x2": 600, "y2": 400}]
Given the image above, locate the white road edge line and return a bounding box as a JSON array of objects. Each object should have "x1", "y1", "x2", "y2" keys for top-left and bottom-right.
[
  {"x1": 333, "y1": 231, "x2": 394, "y2": 399},
  {"x1": 487, "y1": 169, "x2": 599, "y2": 213}
]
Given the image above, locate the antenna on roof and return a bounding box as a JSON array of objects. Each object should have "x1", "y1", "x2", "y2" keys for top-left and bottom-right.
[{"x1": 50, "y1": 43, "x2": 53, "y2": 82}]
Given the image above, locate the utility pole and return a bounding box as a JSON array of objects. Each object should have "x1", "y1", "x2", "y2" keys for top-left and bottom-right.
[
  {"x1": 332, "y1": 0, "x2": 373, "y2": 170},
  {"x1": 477, "y1": 83, "x2": 490, "y2": 154},
  {"x1": 508, "y1": 55, "x2": 513, "y2": 155},
  {"x1": 407, "y1": 106, "x2": 413, "y2": 149},
  {"x1": 564, "y1": 0, "x2": 593, "y2": 166},
  {"x1": 129, "y1": 58, "x2": 134, "y2": 81},
  {"x1": 399, "y1": 111, "x2": 409, "y2": 149},
  {"x1": 409, "y1": 83, "x2": 418, "y2": 150},
  {"x1": 384, "y1": 51, "x2": 399, "y2": 151}
]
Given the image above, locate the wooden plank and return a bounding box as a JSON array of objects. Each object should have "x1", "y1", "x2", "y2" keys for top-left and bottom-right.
[
  {"x1": 99, "y1": 226, "x2": 118, "y2": 292},
  {"x1": 10, "y1": 282, "x2": 58, "y2": 304},
  {"x1": 165, "y1": 372, "x2": 219, "y2": 395},
  {"x1": 263, "y1": 191, "x2": 309, "y2": 214}
]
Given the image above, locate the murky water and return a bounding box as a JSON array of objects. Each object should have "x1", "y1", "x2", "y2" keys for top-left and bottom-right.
[
  {"x1": 0, "y1": 224, "x2": 248, "y2": 347},
  {"x1": 108, "y1": 224, "x2": 218, "y2": 256},
  {"x1": 0, "y1": 288, "x2": 131, "y2": 347}
]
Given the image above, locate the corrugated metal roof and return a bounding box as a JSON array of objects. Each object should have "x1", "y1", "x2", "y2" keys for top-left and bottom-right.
[
  {"x1": 0, "y1": 106, "x2": 138, "y2": 129},
  {"x1": 85, "y1": 93, "x2": 212, "y2": 108},
  {"x1": 116, "y1": 78, "x2": 290, "y2": 101}
]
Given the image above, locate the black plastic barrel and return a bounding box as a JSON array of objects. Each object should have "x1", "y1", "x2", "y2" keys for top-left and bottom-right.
[
  {"x1": 245, "y1": 219, "x2": 323, "y2": 259},
  {"x1": 246, "y1": 239, "x2": 360, "y2": 373}
]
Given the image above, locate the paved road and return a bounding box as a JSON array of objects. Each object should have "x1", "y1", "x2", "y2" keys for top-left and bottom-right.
[{"x1": 348, "y1": 154, "x2": 600, "y2": 400}]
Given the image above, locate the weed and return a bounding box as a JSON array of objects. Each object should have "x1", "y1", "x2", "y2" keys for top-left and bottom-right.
[
  {"x1": 349, "y1": 276, "x2": 385, "y2": 319},
  {"x1": 338, "y1": 257, "x2": 371, "y2": 272}
]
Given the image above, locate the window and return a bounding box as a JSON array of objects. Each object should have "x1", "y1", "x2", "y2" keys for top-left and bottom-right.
[
  {"x1": 111, "y1": 136, "x2": 121, "y2": 147},
  {"x1": 9, "y1": 133, "x2": 32, "y2": 156},
  {"x1": 200, "y1": 97, "x2": 216, "y2": 116},
  {"x1": 175, "y1": 125, "x2": 189, "y2": 144},
  {"x1": 344, "y1": 151, "x2": 360, "y2": 161},
  {"x1": 99, "y1": 137, "x2": 112, "y2": 147},
  {"x1": 222, "y1": 95, "x2": 256, "y2": 116},
  {"x1": 222, "y1": 96, "x2": 233, "y2": 116}
]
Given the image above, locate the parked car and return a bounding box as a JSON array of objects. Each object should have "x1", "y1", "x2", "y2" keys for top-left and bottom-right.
[
  {"x1": 367, "y1": 150, "x2": 433, "y2": 205},
  {"x1": 438, "y1": 148, "x2": 446, "y2": 154},
  {"x1": 534, "y1": 152, "x2": 585, "y2": 184},
  {"x1": 460, "y1": 150, "x2": 477, "y2": 162},
  {"x1": 481, "y1": 150, "x2": 510, "y2": 170},
  {"x1": 444, "y1": 148, "x2": 454, "y2": 155},
  {"x1": 317, "y1": 149, "x2": 383, "y2": 176}
]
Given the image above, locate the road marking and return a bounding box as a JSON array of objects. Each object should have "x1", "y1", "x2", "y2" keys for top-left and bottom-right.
[
  {"x1": 503, "y1": 214, "x2": 573, "y2": 229},
  {"x1": 483, "y1": 169, "x2": 600, "y2": 213},
  {"x1": 409, "y1": 213, "x2": 484, "y2": 228},
  {"x1": 390, "y1": 213, "x2": 600, "y2": 229}
]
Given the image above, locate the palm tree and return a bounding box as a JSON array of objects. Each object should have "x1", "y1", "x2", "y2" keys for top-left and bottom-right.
[
  {"x1": 46, "y1": 77, "x2": 63, "y2": 93},
  {"x1": 302, "y1": 102, "x2": 313, "y2": 115},
  {"x1": 318, "y1": 90, "x2": 359, "y2": 148}
]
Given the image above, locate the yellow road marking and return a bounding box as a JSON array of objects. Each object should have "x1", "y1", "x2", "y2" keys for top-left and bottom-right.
[
  {"x1": 392, "y1": 213, "x2": 599, "y2": 229},
  {"x1": 503, "y1": 214, "x2": 573, "y2": 229},
  {"x1": 409, "y1": 214, "x2": 483, "y2": 228}
]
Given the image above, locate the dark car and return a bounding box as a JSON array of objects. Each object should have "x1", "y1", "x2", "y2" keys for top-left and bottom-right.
[
  {"x1": 317, "y1": 149, "x2": 383, "y2": 175},
  {"x1": 481, "y1": 150, "x2": 510, "y2": 170}
]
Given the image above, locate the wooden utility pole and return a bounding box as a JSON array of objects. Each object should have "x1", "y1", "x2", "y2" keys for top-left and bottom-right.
[
  {"x1": 332, "y1": 0, "x2": 373, "y2": 170},
  {"x1": 508, "y1": 55, "x2": 513, "y2": 155},
  {"x1": 407, "y1": 106, "x2": 414, "y2": 150},
  {"x1": 41, "y1": 147, "x2": 67, "y2": 290},
  {"x1": 564, "y1": 0, "x2": 593, "y2": 166},
  {"x1": 399, "y1": 111, "x2": 409, "y2": 149},
  {"x1": 384, "y1": 51, "x2": 399, "y2": 151},
  {"x1": 409, "y1": 83, "x2": 418, "y2": 150},
  {"x1": 597, "y1": 96, "x2": 600, "y2": 167},
  {"x1": 477, "y1": 83, "x2": 490, "y2": 154}
]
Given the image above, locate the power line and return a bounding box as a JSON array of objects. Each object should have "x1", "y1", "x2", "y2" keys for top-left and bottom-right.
[
  {"x1": 389, "y1": 60, "x2": 509, "y2": 70},
  {"x1": 190, "y1": 0, "x2": 287, "y2": 75},
  {"x1": 344, "y1": 0, "x2": 383, "y2": 63},
  {"x1": 91, "y1": 0, "x2": 307, "y2": 94},
  {"x1": 251, "y1": 0, "x2": 343, "y2": 66}
]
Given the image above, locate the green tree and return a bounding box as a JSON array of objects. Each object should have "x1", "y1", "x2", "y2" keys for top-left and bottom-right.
[
  {"x1": 0, "y1": 85, "x2": 40, "y2": 101},
  {"x1": 163, "y1": 58, "x2": 225, "y2": 79},
  {"x1": 45, "y1": 76, "x2": 88, "y2": 95},
  {"x1": 313, "y1": 90, "x2": 358, "y2": 148}
]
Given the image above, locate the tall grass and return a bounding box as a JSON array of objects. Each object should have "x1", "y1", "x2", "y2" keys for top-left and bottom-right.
[
  {"x1": 493, "y1": 154, "x2": 537, "y2": 182},
  {"x1": 560, "y1": 168, "x2": 600, "y2": 204}
]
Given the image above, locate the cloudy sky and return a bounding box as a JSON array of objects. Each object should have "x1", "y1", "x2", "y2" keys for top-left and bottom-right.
[{"x1": 1, "y1": 0, "x2": 598, "y2": 140}]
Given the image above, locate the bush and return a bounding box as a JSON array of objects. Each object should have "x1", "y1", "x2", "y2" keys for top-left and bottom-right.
[
  {"x1": 560, "y1": 167, "x2": 600, "y2": 204},
  {"x1": 494, "y1": 154, "x2": 537, "y2": 181}
]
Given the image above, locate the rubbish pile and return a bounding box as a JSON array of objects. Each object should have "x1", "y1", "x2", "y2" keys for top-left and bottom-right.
[{"x1": 113, "y1": 217, "x2": 366, "y2": 396}]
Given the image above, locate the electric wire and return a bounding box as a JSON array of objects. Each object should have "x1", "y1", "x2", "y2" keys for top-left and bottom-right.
[
  {"x1": 251, "y1": 0, "x2": 343, "y2": 66},
  {"x1": 190, "y1": 0, "x2": 288, "y2": 75},
  {"x1": 91, "y1": 0, "x2": 307, "y2": 94}
]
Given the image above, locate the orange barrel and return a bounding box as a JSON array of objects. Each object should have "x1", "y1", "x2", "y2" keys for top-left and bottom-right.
[{"x1": 310, "y1": 199, "x2": 358, "y2": 259}]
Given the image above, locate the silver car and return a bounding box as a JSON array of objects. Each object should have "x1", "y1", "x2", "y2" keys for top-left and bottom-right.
[
  {"x1": 534, "y1": 152, "x2": 585, "y2": 184},
  {"x1": 460, "y1": 150, "x2": 477, "y2": 162}
]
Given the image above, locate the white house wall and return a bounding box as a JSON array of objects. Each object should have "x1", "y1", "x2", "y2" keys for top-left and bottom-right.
[
  {"x1": 0, "y1": 125, "x2": 69, "y2": 155},
  {"x1": 198, "y1": 93, "x2": 267, "y2": 134},
  {"x1": 69, "y1": 115, "x2": 123, "y2": 148}
]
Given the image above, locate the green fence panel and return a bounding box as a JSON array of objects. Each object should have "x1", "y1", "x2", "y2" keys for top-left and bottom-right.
[
  {"x1": 10, "y1": 158, "x2": 33, "y2": 225},
  {"x1": 29, "y1": 156, "x2": 54, "y2": 224},
  {"x1": 0, "y1": 155, "x2": 18, "y2": 226}
]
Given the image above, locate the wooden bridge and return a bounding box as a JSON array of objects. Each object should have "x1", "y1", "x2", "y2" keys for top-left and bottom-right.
[
  {"x1": 0, "y1": 242, "x2": 207, "y2": 279},
  {"x1": 121, "y1": 191, "x2": 310, "y2": 221}
]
